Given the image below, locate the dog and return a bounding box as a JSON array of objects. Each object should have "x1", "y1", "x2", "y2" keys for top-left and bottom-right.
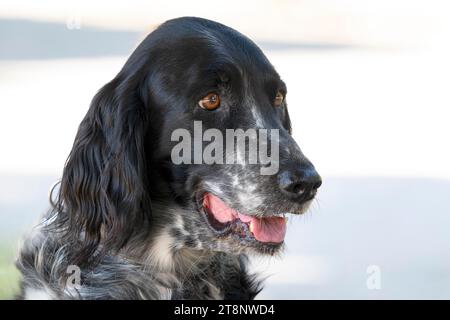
[{"x1": 16, "y1": 17, "x2": 321, "y2": 300}]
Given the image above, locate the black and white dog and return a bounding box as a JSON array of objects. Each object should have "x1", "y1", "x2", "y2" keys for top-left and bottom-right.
[{"x1": 17, "y1": 17, "x2": 321, "y2": 300}]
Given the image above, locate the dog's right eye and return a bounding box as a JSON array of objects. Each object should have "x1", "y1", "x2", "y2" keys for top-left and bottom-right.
[{"x1": 199, "y1": 93, "x2": 221, "y2": 110}]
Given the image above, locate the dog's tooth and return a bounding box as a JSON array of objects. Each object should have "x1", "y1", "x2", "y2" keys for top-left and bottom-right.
[
  {"x1": 249, "y1": 222, "x2": 254, "y2": 233},
  {"x1": 285, "y1": 217, "x2": 288, "y2": 223}
]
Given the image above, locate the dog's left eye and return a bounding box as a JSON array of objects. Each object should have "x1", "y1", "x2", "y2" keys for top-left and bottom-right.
[
  {"x1": 274, "y1": 91, "x2": 284, "y2": 107},
  {"x1": 199, "y1": 93, "x2": 221, "y2": 110}
]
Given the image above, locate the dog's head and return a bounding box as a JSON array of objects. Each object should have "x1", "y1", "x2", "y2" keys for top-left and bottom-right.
[{"x1": 56, "y1": 17, "x2": 321, "y2": 263}]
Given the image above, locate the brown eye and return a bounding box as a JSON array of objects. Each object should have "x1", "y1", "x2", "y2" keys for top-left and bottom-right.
[
  {"x1": 199, "y1": 93, "x2": 221, "y2": 110},
  {"x1": 274, "y1": 91, "x2": 284, "y2": 107}
]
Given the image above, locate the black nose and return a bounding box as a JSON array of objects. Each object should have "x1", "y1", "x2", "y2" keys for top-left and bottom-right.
[{"x1": 278, "y1": 167, "x2": 322, "y2": 200}]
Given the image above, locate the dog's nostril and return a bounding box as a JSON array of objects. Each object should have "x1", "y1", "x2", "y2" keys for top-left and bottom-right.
[
  {"x1": 278, "y1": 168, "x2": 321, "y2": 198},
  {"x1": 278, "y1": 171, "x2": 308, "y2": 196},
  {"x1": 291, "y1": 183, "x2": 305, "y2": 194}
]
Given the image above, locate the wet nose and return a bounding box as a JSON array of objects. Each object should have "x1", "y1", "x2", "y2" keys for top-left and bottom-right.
[{"x1": 278, "y1": 167, "x2": 322, "y2": 200}]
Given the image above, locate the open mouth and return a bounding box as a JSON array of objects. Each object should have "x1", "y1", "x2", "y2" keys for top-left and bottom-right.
[{"x1": 197, "y1": 192, "x2": 287, "y2": 246}]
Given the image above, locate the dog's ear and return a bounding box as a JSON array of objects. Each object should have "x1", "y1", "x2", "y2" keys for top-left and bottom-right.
[{"x1": 55, "y1": 74, "x2": 151, "y2": 265}]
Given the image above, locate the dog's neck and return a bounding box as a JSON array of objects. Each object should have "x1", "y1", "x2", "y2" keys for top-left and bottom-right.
[{"x1": 122, "y1": 238, "x2": 255, "y2": 299}]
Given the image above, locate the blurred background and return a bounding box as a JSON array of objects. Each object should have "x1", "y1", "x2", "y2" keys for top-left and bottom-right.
[{"x1": 1, "y1": 0, "x2": 450, "y2": 299}]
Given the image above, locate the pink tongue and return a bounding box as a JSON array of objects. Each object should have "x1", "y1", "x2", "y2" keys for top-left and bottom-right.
[
  {"x1": 203, "y1": 193, "x2": 238, "y2": 223},
  {"x1": 203, "y1": 193, "x2": 287, "y2": 243},
  {"x1": 240, "y1": 213, "x2": 286, "y2": 243}
]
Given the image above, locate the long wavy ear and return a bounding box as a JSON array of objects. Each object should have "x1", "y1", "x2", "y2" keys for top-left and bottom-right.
[{"x1": 54, "y1": 74, "x2": 151, "y2": 266}]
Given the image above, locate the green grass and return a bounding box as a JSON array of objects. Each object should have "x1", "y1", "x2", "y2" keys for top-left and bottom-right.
[{"x1": 0, "y1": 241, "x2": 21, "y2": 299}]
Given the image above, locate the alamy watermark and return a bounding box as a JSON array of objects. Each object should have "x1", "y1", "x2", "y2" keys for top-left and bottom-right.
[
  {"x1": 170, "y1": 121, "x2": 279, "y2": 175},
  {"x1": 66, "y1": 265, "x2": 81, "y2": 290},
  {"x1": 66, "y1": 15, "x2": 82, "y2": 30},
  {"x1": 366, "y1": 265, "x2": 381, "y2": 290}
]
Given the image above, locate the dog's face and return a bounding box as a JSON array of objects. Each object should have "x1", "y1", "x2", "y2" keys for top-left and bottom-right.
[
  {"x1": 58, "y1": 17, "x2": 321, "y2": 262},
  {"x1": 141, "y1": 18, "x2": 322, "y2": 255}
]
